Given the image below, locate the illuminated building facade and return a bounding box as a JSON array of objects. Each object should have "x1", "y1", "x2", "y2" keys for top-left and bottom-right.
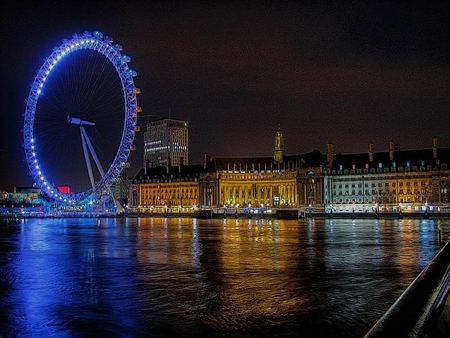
[
  {"x1": 131, "y1": 128, "x2": 326, "y2": 212},
  {"x1": 144, "y1": 118, "x2": 188, "y2": 169},
  {"x1": 129, "y1": 165, "x2": 202, "y2": 213},
  {"x1": 4, "y1": 186, "x2": 41, "y2": 205},
  {"x1": 197, "y1": 128, "x2": 326, "y2": 210},
  {"x1": 324, "y1": 138, "x2": 450, "y2": 213},
  {"x1": 199, "y1": 152, "x2": 325, "y2": 209},
  {"x1": 132, "y1": 127, "x2": 450, "y2": 214}
]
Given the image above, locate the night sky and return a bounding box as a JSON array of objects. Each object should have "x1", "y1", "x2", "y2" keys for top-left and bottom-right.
[{"x1": 1, "y1": 1, "x2": 449, "y2": 192}]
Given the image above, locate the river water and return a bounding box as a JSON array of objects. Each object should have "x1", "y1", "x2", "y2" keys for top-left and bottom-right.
[{"x1": 1, "y1": 217, "x2": 449, "y2": 337}]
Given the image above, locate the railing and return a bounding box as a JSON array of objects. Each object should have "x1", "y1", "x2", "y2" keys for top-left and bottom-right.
[{"x1": 365, "y1": 240, "x2": 450, "y2": 337}]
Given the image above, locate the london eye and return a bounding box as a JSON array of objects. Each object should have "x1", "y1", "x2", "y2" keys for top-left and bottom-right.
[{"x1": 23, "y1": 31, "x2": 141, "y2": 211}]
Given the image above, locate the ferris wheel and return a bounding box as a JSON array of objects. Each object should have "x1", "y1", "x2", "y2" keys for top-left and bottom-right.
[{"x1": 23, "y1": 31, "x2": 141, "y2": 207}]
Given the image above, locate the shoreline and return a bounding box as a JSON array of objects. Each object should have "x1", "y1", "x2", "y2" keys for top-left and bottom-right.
[{"x1": 2, "y1": 210, "x2": 449, "y2": 221}]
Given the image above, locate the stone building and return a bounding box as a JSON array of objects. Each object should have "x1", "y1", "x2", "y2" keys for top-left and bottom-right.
[
  {"x1": 324, "y1": 137, "x2": 450, "y2": 213},
  {"x1": 198, "y1": 128, "x2": 326, "y2": 211},
  {"x1": 131, "y1": 128, "x2": 450, "y2": 215},
  {"x1": 129, "y1": 165, "x2": 203, "y2": 214}
]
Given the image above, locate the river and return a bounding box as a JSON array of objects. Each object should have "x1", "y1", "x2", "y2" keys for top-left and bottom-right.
[{"x1": 1, "y1": 217, "x2": 449, "y2": 337}]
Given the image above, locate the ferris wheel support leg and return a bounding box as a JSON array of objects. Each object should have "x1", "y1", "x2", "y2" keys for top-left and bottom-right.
[
  {"x1": 80, "y1": 126, "x2": 106, "y2": 178},
  {"x1": 80, "y1": 127, "x2": 95, "y2": 190},
  {"x1": 108, "y1": 186, "x2": 125, "y2": 214}
]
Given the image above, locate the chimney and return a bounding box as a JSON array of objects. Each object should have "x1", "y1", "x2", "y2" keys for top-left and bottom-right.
[
  {"x1": 389, "y1": 140, "x2": 395, "y2": 161},
  {"x1": 327, "y1": 142, "x2": 334, "y2": 171},
  {"x1": 433, "y1": 136, "x2": 438, "y2": 159},
  {"x1": 203, "y1": 153, "x2": 211, "y2": 169},
  {"x1": 369, "y1": 142, "x2": 374, "y2": 162},
  {"x1": 144, "y1": 159, "x2": 148, "y2": 175}
]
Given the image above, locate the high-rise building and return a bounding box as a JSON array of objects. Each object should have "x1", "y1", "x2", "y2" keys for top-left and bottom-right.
[{"x1": 144, "y1": 118, "x2": 189, "y2": 169}]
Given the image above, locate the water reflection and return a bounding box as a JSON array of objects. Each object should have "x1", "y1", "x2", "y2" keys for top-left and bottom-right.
[{"x1": 0, "y1": 217, "x2": 449, "y2": 337}]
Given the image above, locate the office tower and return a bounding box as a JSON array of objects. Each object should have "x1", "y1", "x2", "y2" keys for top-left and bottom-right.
[{"x1": 144, "y1": 118, "x2": 188, "y2": 169}]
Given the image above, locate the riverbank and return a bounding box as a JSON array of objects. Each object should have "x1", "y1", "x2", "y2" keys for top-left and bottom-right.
[
  {"x1": 3, "y1": 210, "x2": 450, "y2": 221},
  {"x1": 301, "y1": 211, "x2": 450, "y2": 220},
  {"x1": 185, "y1": 209, "x2": 449, "y2": 220}
]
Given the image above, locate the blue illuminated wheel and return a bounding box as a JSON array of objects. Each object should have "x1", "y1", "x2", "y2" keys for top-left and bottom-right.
[{"x1": 23, "y1": 31, "x2": 140, "y2": 207}]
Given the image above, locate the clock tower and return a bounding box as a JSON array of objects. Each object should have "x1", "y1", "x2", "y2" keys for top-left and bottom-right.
[{"x1": 274, "y1": 127, "x2": 285, "y2": 164}]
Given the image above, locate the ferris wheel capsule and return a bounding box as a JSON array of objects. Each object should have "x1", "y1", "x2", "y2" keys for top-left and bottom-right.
[
  {"x1": 93, "y1": 31, "x2": 103, "y2": 39},
  {"x1": 120, "y1": 54, "x2": 131, "y2": 62}
]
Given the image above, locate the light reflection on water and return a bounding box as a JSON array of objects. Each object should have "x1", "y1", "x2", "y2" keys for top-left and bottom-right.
[{"x1": 1, "y1": 217, "x2": 449, "y2": 337}]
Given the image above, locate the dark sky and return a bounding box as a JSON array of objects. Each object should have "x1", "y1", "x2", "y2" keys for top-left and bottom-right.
[{"x1": 1, "y1": 1, "x2": 449, "y2": 192}]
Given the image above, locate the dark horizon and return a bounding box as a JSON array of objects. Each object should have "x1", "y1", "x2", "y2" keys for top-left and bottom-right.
[{"x1": 1, "y1": 1, "x2": 449, "y2": 192}]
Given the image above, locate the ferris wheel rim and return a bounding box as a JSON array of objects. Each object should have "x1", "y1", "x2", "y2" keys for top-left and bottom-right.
[{"x1": 23, "y1": 30, "x2": 139, "y2": 205}]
